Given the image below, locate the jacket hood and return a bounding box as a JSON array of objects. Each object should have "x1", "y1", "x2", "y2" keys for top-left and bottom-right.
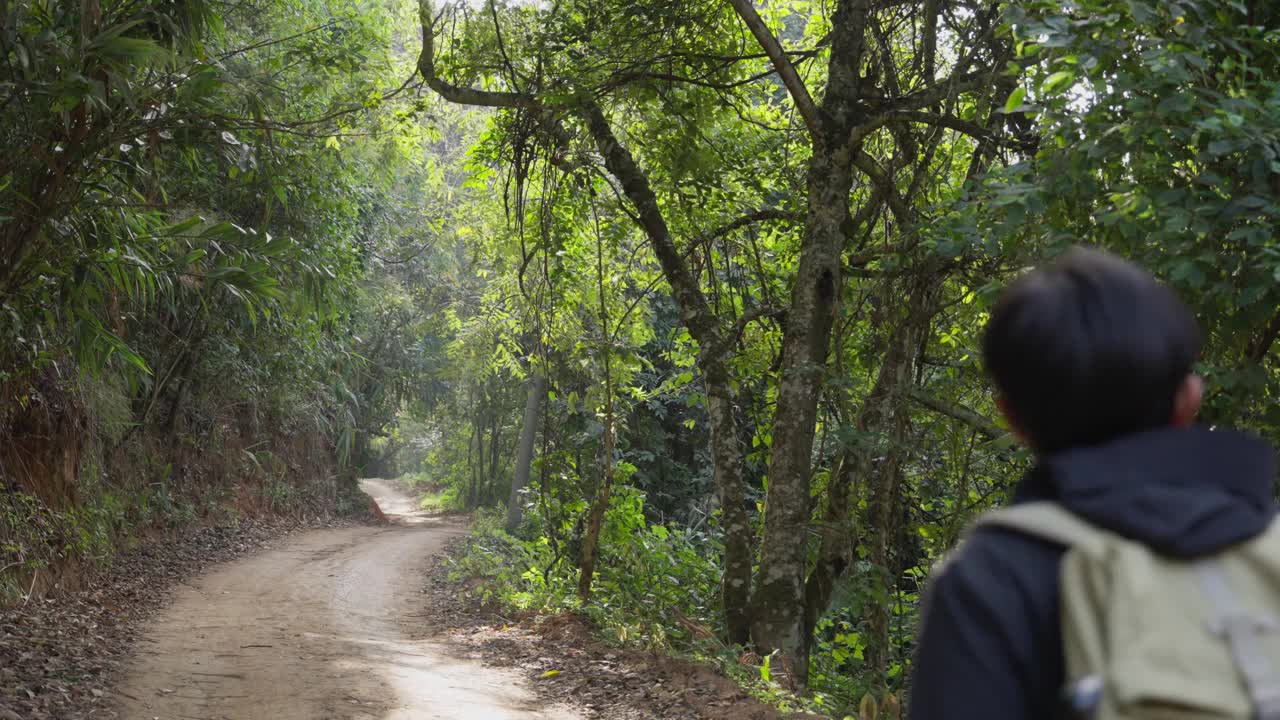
[{"x1": 1017, "y1": 425, "x2": 1277, "y2": 557}]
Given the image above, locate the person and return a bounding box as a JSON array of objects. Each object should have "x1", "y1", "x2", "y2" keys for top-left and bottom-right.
[{"x1": 908, "y1": 246, "x2": 1278, "y2": 719}]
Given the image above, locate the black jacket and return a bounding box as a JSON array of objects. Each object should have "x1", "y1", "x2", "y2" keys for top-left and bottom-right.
[{"x1": 908, "y1": 425, "x2": 1277, "y2": 720}]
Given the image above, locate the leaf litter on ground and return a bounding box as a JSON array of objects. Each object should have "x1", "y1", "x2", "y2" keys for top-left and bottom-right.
[{"x1": 0, "y1": 514, "x2": 369, "y2": 719}]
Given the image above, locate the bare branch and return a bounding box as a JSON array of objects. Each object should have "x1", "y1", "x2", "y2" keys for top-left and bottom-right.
[
  {"x1": 896, "y1": 111, "x2": 1037, "y2": 152},
  {"x1": 488, "y1": 0, "x2": 526, "y2": 93},
  {"x1": 727, "y1": 0, "x2": 820, "y2": 138},
  {"x1": 603, "y1": 66, "x2": 788, "y2": 93},
  {"x1": 886, "y1": 71, "x2": 1002, "y2": 115},
  {"x1": 214, "y1": 21, "x2": 342, "y2": 63},
  {"x1": 728, "y1": 304, "x2": 785, "y2": 351},
  {"x1": 848, "y1": 71, "x2": 1002, "y2": 147},
  {"x1": 1248, "y1": 309, "x2": 1280, "y2": 365}
]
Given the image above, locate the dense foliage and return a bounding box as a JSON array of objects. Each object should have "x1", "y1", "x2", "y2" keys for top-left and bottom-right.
[
  {"x1": 408, "y1": 0, "x2": 1280, "y2": 713},
  {"x1": 0, "y1": 0, "x2": 433, "y2": 597},
  {"x1": 4, "y1": 0, "x2": 1278, "y2": 716}
]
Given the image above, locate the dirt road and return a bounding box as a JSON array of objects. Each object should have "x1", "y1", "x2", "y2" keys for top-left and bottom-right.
[{"x1": 117, "y1": 479, "x2": 581, "y2": 720}]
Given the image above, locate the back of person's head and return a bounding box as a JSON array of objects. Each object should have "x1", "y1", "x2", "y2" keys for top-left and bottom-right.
[{"x1": 981, "y1": 246, "x2": 1203, "y2": 454}]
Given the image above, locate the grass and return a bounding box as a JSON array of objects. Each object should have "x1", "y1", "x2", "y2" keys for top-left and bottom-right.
[
  {"x1": 418, "y1": 489, "x2": 456, "y2": 512},
  {"x1": 395, "y1": 471, "x2": 463, "y2": 513}
]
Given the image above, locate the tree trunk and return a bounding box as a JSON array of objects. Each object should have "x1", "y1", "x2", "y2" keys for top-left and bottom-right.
[
  {"x1": 705, "y1": 362, "x2": 754, "y2": 645},
  {"x1": 578, "y1": 216, "x2": 617, "y2": 602},
  {"x1": 575, "y1": 386, "x2": 614, "y2": 601},
  {"x1": 861, "y1": 277, "x2": 936, "y2": 685},
  {"x1": 467, "y1": 390, "x2": 481, "y2": 510},
  {"x1": 805, "y1": 286, "x2": 915, "y2": 642},
  {"x1": 803, "y1": 449, "x2": 856, "y2": 649},
  {"x1": 506, "y1": 373, "x2": 546, "y2": 532},
  {"x1": 864, "y1": 392, "x2": 912, "y2": 685},
  {"x1": 163, "y1": 354, "x2": 197, "y2": 445},
  {"x1": 750, "y1": 144, "x2": 854, "y2": 688},
  {"x1": 474, "y1": 422, "x2": 485, "y2": 509},
  {"x1": 581, "y1": 101, "x2": 756, "y2": 639},
  {"x1": 740, "y1": 0, "x2": 873, "y2": 685},
  {"x1": 487, "y1": 410, "x2": 501, "y2": 505}
]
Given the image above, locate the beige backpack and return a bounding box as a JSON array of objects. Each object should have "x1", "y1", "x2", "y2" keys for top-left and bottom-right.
[{"x1": 956, "y1": 501, "x2": 1280, "y2": 719}]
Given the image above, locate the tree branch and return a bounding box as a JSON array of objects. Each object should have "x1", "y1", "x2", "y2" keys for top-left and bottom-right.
[
  {"x1": 853, "y1": 151, "x2": 911, "y2": 225},
  {"x1": 603, "y1": 66, "x2": 788, "y2": 93},
  {"x1": 214, "y1": 21, "x2": 342, "y2": 63},
  {"x1": 418, "y1": 0, "x2": 540, "y2": 109},
  {"x1": 579, "y1": 101, "x2": 722, "y2": 350},
  {"x1": 822, "y1": 0, "x2": 874, "y2": 135},
  {"x1": 1247, "y1": 309, "x2": 1280, "y2": 365},
  {"x1": 906, "y1": 387, "x2": 1009, "y2": 441},
  {"x1": 891, "y1": 111, "x2": 1033, "y2": 151},
  {"x1": 727, "y1": 0, "x2": 820, "y2": 138},
  {"x1": 728, "y1": 304, "x2": 785, "y2": 351},
  {"x1": 703, "y1": 209, "x2": 804, "y2": 243},
  {"x1": 848, "y1": 71, "x2": 1001, "y2": 147}
]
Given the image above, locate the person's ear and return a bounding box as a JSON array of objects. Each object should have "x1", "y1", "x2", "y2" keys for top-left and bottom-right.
[
  {"x1": 1171, "y1": 373, "x2": 1203, "y2": 427},
  {"x1": 996, "y1": 395, "x2": 1032, "y2": 448}
]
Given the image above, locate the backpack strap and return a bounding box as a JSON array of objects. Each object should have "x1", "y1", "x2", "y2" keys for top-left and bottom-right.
[
  {"x1": 1195, "y1": 560, "x2": 1280, "y2": 720},
  {"x1": 970, "y1": 501, "x2": 1110, "y2": 557},
  {"x1": 931, "y1": 502, "x2": 1108, "y2": 580}
]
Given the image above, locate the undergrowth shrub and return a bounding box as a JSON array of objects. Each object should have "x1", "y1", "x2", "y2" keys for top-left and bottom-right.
[
  {"x1": 0, "y1": 489, "x2": 126, "y2": 601},
  {"x1": 397, "y1": 470, "x2": 465, "y2": 512},
  {"x1": 447, "y1": 487, "x2": 720, "y2": 652},
  {"x1": 447, "y1": 488, "x2": 884, "y2": 718}
]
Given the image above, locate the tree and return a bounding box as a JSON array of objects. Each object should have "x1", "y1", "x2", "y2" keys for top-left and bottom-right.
[
  {"x1": 976, "y1": 0, "x2": 1280, "y2": 429},
  {"x1": 415, "y1": 0, "x2": 775, "y2": 644},
  {"x1": 721, "y1": 0, "x2": 1022, "y2": 680},
  {"x1": 413, "y1": 0, "x2": 1025, "y2": 685}
]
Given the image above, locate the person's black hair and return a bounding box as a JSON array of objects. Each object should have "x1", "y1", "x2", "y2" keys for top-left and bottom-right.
[{"x1": 981, "y1": 246, "x2": 1203, "y2": 454}]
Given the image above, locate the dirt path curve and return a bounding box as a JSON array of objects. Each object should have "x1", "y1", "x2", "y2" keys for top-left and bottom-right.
[{"x1": 116, "y1": 479, "x2": 581, "y2": 720}]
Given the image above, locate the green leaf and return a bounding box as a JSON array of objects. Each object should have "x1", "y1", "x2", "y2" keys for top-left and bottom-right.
[
  {"x1": 1041, "y1": 70, "x2": 1075, "y2": 96},
  {"x1": 161, "y1": 216, "x2": 203, "y2": 236},
  {"x1": 1207, "y1": 139, "x2": 1234, "y2": 156},
  {"x1": 94, "y1": 35, "x2": 161, "y2": 61},
  {"x1": 1003, "y1": 87, "x2": 1027, "y2": 114}
]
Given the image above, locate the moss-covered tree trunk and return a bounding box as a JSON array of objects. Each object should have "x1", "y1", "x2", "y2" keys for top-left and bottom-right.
[
  {"x1": 750, "y1": 146, "x2": 854, "y2": 686},
  {"x1": 744, "y1": 0, "x2": 869, "y2": 685}
]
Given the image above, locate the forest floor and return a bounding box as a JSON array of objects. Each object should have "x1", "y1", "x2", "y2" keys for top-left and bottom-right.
[
  {"x1": 0, "y1": 513, "x2": 363, "y2": 719},
  {"x1": 3, "y1": 480, "x2": 818, "y2": 719}
]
